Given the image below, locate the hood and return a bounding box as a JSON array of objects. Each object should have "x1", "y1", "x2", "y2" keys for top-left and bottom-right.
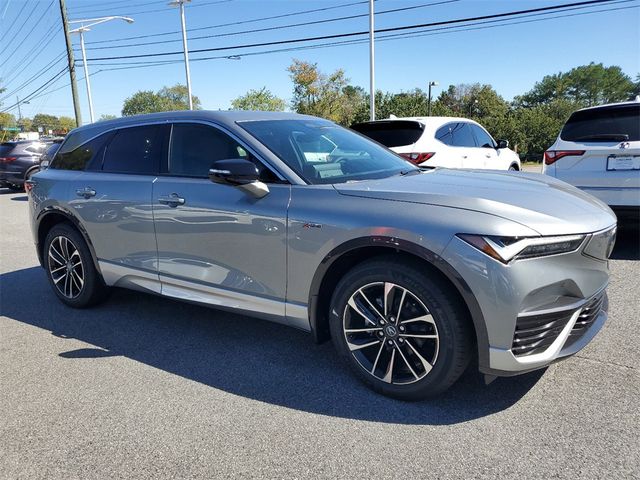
[{"x1": 333, "y1": 168, "x2": 616, "y2": 236}]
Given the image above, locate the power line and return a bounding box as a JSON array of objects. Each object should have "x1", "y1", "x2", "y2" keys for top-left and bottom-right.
[
  {"x1": 0, "y1": 0, "x2": 55, "y2": 65},
  {"x1": 68, "y1": 0, "x2": 165, "y2": 14},
  {"x1": 0, "y1": 53, "x2": 68, "y2": 103},
  {"x1": 0, "y1": 0, "x2": 29, "y2": 44},
  {"x1": 10, "y1": 0, "x2": 636, "y2": 117},
  {"x1": 1, "y1": 67, "x2": 69, "y2": 113},
  {"x1": 82, "y1": 2, "x2": 637, "y2": 70},
  {"x1": 83, "y1": 0, "x2": 623, "y2": 62},
  {"x1": 81, "y1": 0, "x2": 460, "y2": 52},
  {"x1": 67, "y1": 0, "x2": 233, "y2": 18},
  {"x1": 84, "y1": 0, "x2": 372, "y2": 45}
]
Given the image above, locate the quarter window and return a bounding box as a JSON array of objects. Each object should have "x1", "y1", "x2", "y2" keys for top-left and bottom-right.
[
  {"x1": 51, "y1": 133, "x2": 113, "y2": 171},
  {"x1": 450, "y1": 123, "x2": 477, "y2": 148},
  {"x1": 103, "y1": 125, "x2": 166, "y2": 174}
]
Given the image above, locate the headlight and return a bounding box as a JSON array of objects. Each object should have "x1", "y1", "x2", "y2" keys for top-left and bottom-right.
[{"x1": 457, "y1": 233, "x2": 586, "y2": 263}]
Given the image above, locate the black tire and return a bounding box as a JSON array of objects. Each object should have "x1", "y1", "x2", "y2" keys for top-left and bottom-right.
[
  {"x1": 329, "y1": 257, "x2": 472, "y2": 400},
  {"x1": 43, "y1": 223, "x2": 109, "y2": 308},
  {"x1": 508, "y1": 164, "x2": 519, "y2": 171},
  {"x1": 7, "y1": 183, "x2": 23, "y2": 192}
]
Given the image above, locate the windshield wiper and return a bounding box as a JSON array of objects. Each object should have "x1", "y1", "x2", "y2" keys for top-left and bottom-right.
[
  {"x1": 397, "y1": 169, "x2": 422, "y2": 176},
  {"x1": 573, "y1": 134, "x2": 630, "y2": 142}
]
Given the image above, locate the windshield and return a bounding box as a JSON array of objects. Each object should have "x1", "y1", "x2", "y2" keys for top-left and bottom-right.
[{"x1": 239, "y1": 119, "x2": 417, "y2": 184}]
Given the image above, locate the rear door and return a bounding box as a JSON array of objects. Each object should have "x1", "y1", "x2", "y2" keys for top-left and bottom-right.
[
  {"x1": 449, "y1": 122, "x2": 479, "y2": 168},
  {"x1": 67, "y1": 124, "x2": 167, "y2": 289},
  {"x1": 554, "y1": 105, "x2": 640, "y2": 200}
]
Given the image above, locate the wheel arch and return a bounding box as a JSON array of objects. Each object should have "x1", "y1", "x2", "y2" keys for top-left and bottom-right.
[
  {"x1": 36, "y1": 207, "x2": 100, "y2": 272},
  {"x1": 308, "y1": 236, "x2": 490, "y2": 369}
]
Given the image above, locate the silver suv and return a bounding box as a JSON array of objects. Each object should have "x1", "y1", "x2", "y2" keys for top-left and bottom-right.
[{"x1": 28, "y1": 111, "x2": 616, "y2": 399}]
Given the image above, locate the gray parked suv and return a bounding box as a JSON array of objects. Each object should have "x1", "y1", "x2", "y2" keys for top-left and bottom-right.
[{"x1": 28, "y1": 111, "x2": 616, "y2": 399}]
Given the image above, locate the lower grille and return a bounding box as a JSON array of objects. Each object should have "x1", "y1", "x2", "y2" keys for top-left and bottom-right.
[
  {"x1": 512, "y1": 311, "x2": 574, "y2": 356},
  {"x1": 512, "y1": 291, "x2": 606, "y2": 357},
  {"x1": 565, "y1": 292, "x2": 606, "y2": 347}
]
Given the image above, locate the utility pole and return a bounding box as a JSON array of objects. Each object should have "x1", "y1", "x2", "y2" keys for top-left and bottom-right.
[
  {"x1": 170, "y1": 0, "x2": 193, "y2": 110},
  {"x1": 368, "y1": 0, "x2": 375, "y2": 121},
  {"x1": 16, "y1": 96, "x2": 22, "y2": 121},
  {"x1": 59, "y1": 0, "x2": 82, "y2": 126},
  {"x1": 427, "y1": 81, "x2": 438, "y2": 116}
]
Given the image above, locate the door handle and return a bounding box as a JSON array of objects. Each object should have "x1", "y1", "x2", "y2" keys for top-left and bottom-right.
[
  {"x1": 485, "y1": 154, "x2": 492, "y2": 158},
  {"x1": 76, "y1": 187, "x2": 96, "y2": 199},
  {"x1": 158, "y1": 193, "x2": 185, "y2": 207},
  {"x1": 462, "y1": 155, "x2": 468, "y2": 159}
]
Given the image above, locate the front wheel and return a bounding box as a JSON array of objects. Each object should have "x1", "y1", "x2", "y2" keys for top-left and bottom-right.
[{"x1": 329, "y1": 257, "x2": 473, "y2": 400}]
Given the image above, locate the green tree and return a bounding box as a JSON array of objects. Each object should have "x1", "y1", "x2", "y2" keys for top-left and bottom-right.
[
  {"x1": 0, "y1": 112, "x2": 16, "y2": 128},
  {"x1": 231, "y1": 87, "x2": 286, "y2": 111},
  {"x1": 57, "y1": 116, "x2": 76, "y2": 133},
  {"x1": 32, "y1": 114, "x2": 59, "y2": 133},
  {"x1": 288, "y1": 59, "x2": 363, "y2": 125},
  {"x1": 122, "y1": 84, "x2": 200, "y2": 116},
  {"x1": 98, "y1": 114, "x2": 118, "y2": 122},
  {"x1": 516, "y1": 63, "x2": 636, "y2": 108}
]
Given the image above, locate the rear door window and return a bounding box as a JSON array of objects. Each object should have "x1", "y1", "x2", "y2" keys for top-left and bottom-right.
[
  {"x1": 351, "y1": 121, "x2": 424, "y2": 147},
  {"x1": 470, "y1": 124, "x2": 496, "y2": 148},
  {"x1": 450, "y1": 122, "x2": 477, "y2": 147},
  {"x1": 103, "y1": 125, "x2": 167, "y2": 174},
  {"x1": 561, "y1": 104, "x2": 640, "y2": 142}
]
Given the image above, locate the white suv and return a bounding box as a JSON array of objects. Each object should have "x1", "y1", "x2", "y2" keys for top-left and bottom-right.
[
  {"x1": 543, "y1": 100, "x2": 640, "y2": 225},
  {"x1": 351, "y1": 116, "x2": 521, "y2": 171}
]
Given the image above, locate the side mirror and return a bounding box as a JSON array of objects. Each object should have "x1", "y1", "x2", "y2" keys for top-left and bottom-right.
[
  {"x1": 497, "y1": 139, "x2": 509, "y2": 149},
  {"x1": 208, "y1": 158, "x2": 269, "y2": 199}
]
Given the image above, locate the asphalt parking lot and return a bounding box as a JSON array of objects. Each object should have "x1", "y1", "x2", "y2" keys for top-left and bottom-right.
[{"x1": 1, "y1": 187, "x2": 638, "y2": 479}]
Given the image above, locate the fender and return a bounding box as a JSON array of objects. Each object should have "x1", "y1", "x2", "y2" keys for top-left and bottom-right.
[
  {"x1": 307, "y1": 236, "x2": 490, "y2": 369},
  {"x1": 36, "y1": 206, "x2": 101, "y2": 272}
]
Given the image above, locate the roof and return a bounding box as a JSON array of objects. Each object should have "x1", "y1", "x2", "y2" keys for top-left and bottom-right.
[
  {"x1": 70, "y1": 110, "x2": 321, "y2": 136},
  {"x1": 576, "y1": 97, "x2": 640, "y2": 112}
]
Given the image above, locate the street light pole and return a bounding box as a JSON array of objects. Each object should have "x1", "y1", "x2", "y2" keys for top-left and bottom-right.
[
  {"x1": 427, "y1": 81, "x2": 438, "y2": 116},
  {"x1": 69, "y1": 16, "x2": 135, "y2": 124},
  {"x1": 171, "y1": 0, "x2": 193, "y2": 110},
  {"x1": 368, "y1": 0, "x2": 375, "y2": 121},
  {"x1": 78, "y1": 30, "x2": 94, "y2": 123}
]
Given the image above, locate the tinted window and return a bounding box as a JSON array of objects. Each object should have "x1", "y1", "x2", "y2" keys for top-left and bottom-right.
[
  {"x1": 351, "y1": 121, "x2": 424, "y2": 147},
  {"x1": 450, "y1": 123, "x2": 477, "y2": 147},
  {"x1": 561, "y1": 104, "x2": 640, "y2": 142},
  {"x1": 169, "y1": 123, "x2": 248, "y2": 177},
  {"x1": 241, "y1": 119, "x2": 417, "y2": 185},
  {"x1": 103, "y1": 125, "x2": 165, "y2": 174},
  {"x1": 51, "y1": 133, "x2": 112, "y2": 171},
  {"x1": 24, "y1": 144, "x2": 47, "y2": 154},
  {"x1": 435, "y1": 124, "x2": 453, "y2": 145},
  {"x1": 471, "y1": 124, "x2": 495, "y2": 148},
  {"x1": 0, "y1": 143, "x2": 16, "y2": 157}
]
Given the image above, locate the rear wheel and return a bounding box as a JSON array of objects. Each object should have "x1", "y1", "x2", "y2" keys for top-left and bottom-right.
[
  {"x1": 44, "y1": 223, "x2": 109, "y2": 308},
  {"x1": 329, "y1": 257, "x2": 472, "y2": 400},
  {"x1": 7, "y1": 183, "x2": 23, "y2": 191},
  {"x1": 508, "y1": 164, "x2": 519, "y2": 171}
]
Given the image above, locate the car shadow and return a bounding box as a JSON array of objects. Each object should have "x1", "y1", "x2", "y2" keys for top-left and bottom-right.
[
  {"x1": 611, "y1": 226, "x2": 640, "y2": 261},
  {"x1": 10, "y1": 195, "x2": 27, "y2": 202},
  {"x1": 0, "y1": 266, "x2": 544, "y2": 425}
]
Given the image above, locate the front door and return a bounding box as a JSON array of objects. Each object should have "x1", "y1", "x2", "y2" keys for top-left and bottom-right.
[{"x1": 153, "y1": 122, "x2": 290, "y2": 314}]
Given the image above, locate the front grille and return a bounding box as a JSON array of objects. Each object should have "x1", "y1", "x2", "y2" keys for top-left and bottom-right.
[
  {"x1": 565, "y1": 292, "x2": 606, "y2": 347},
  {"x1": 512, "y1": 291, "x2": 606, "y2": 357},
  {"x1": 512, "y1": 311, "x2": 574, "y2": 356}
]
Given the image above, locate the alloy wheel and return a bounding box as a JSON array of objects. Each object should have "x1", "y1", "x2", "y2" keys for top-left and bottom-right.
[
  {"x1": 342, "y1": 282, "x2": 439, "y2": 385},
  {"x1": 48, "y1": 236, "x2": 84, "y2": 299}
]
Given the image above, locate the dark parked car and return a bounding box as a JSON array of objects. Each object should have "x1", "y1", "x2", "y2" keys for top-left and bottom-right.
[
  {"x1": 0, "y1": 140, "x2": 48, "y2": 191},
  {"x1": 39, "y1": 139, "x2": 64, "y2": 170}
]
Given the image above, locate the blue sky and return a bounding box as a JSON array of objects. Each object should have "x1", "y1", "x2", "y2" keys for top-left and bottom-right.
[{"x1": 1, "y1": 0, "x2": 639, "y2": 123}]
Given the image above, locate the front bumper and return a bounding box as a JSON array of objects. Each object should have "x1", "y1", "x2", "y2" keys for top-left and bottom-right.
[{"x1": 442, "y1": 228, "x2": 613, "y2": 376}]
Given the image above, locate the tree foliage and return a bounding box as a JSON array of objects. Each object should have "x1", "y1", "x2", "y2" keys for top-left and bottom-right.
[
  {"x1": 231, "y1": 87, "x2": 286, "y2": 111},
  {"x1": 515, "y1": 63, "x2": 636, "y2": 108},
  {"x1": 288, "y1": 59, "x2": 364, "y2": 125},
  {"x1": 98, "y1": 114, "x2": 118, "y2": 122},
  {"x1": 122, "y1": 84, "x2": 201, "y2": 116},
  {"x1": 32, "y1": 114, "x2": 59, "y2": 132}
]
